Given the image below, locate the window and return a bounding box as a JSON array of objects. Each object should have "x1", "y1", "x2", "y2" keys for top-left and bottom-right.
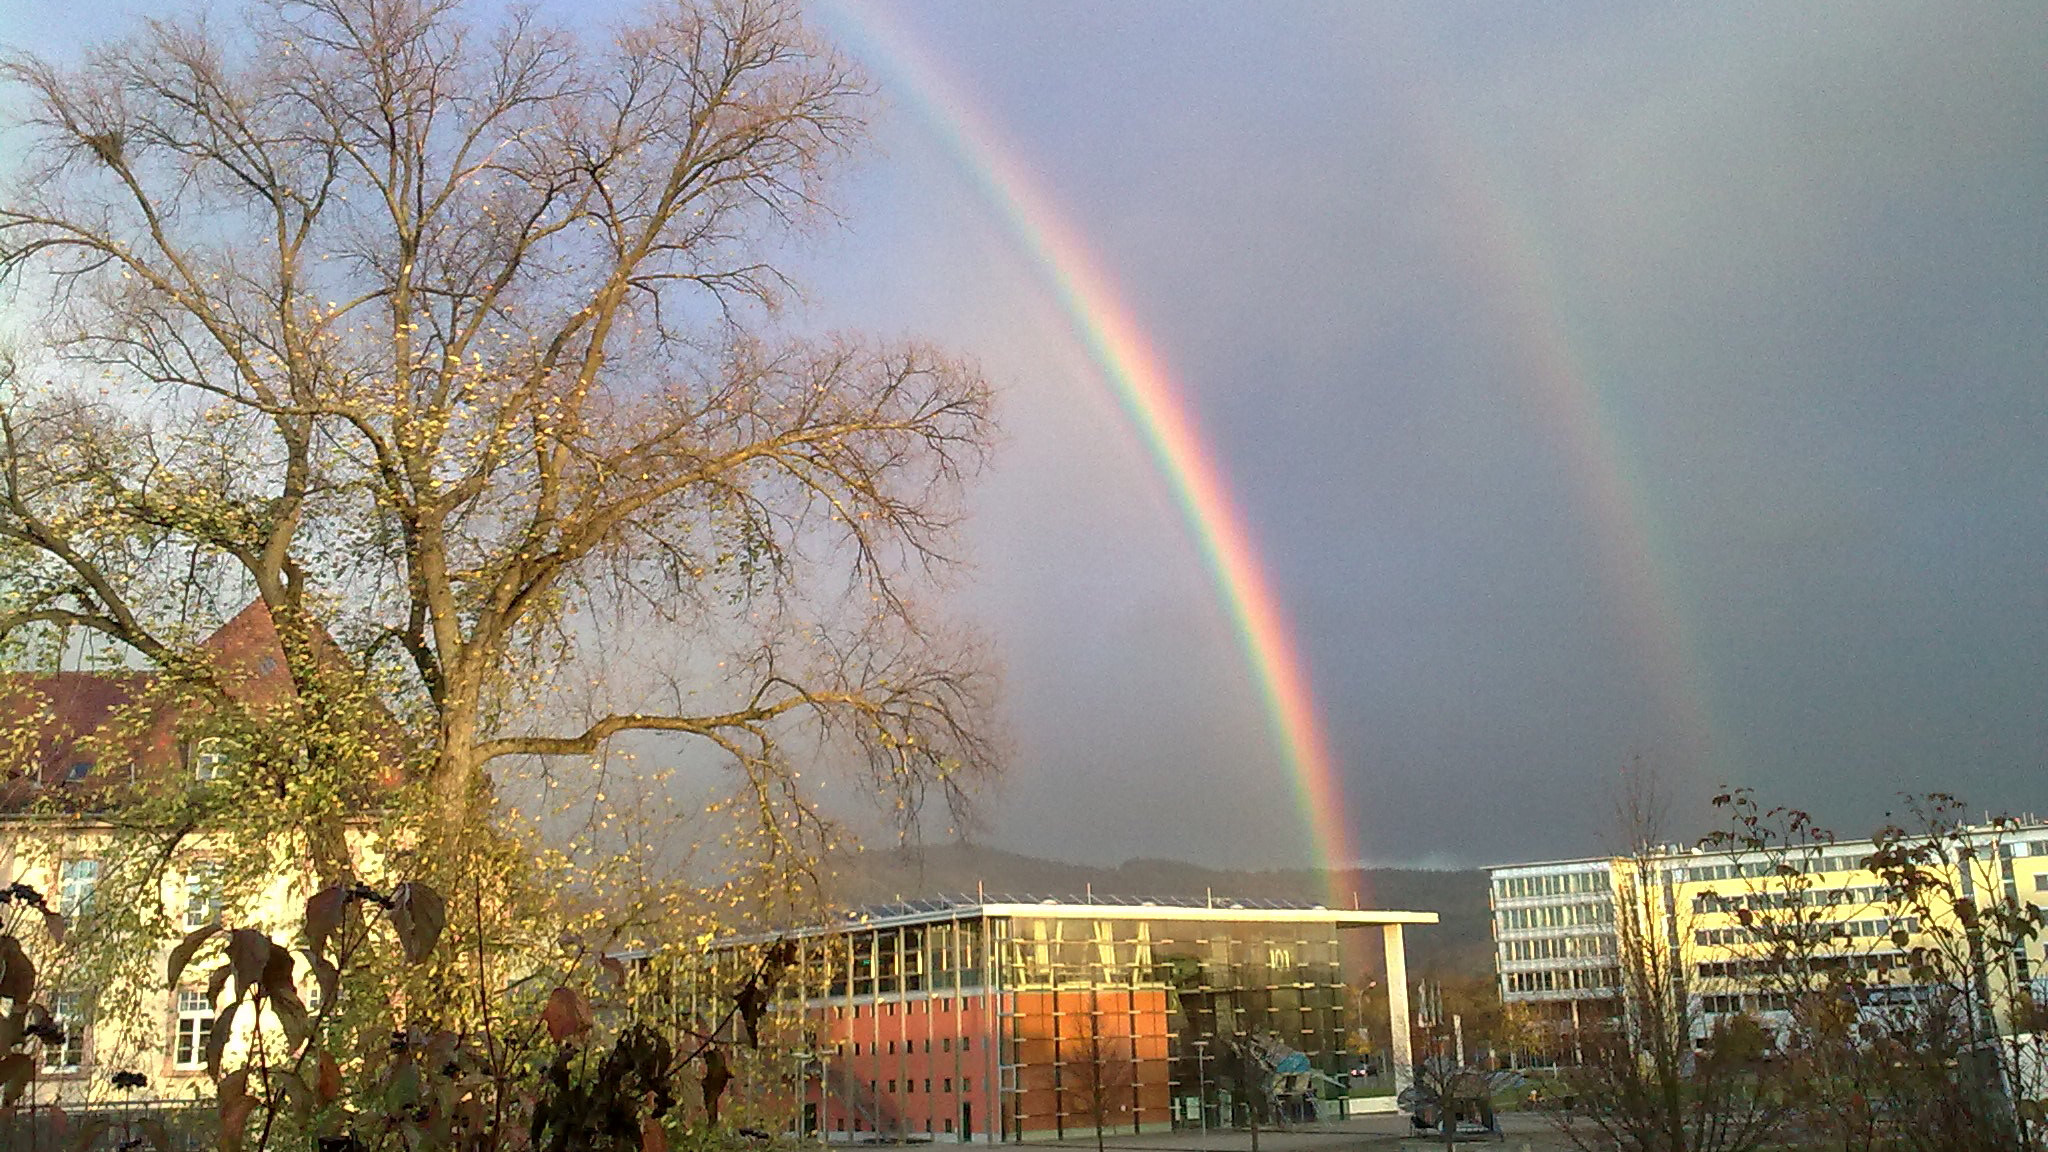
[
  {"x1": 923, "y1": 1038, "x2": 931, "y2": 1053},
  {"x1": 42, "y1": 992, "x2": 84, "y2": 1071},
  {"x1": 942, "y1": 1037, "x2": 951, "y2": 1052},
  {"x1": 852, "y1": 1042, "x2": 862, "y2": 1056},
  {"x1": 962, "y1": 1078, "x2": 970, "y2": 1092},
  {"x1": 192, "y1": 737, "x2": 232, "y2": 782},
  {"x1": 64, "y1": 760, "x2": 92, "y2": 782},
  {"x1": 944, "y1": 1078, "x2": 952, "y2": 1092},
  {"x1": 184, "y1": 863, "x2": 224, "y2": 929},
  {"x1": 907, "y1": 1080, "x2": 916, "y2": 1094},
  {"x1": 888, "y1": 1040, "x2": 895, "y2": 1054},
  {"x1": 58, "y1": 859, "x2": 99, "y2": 917},
  {"x1": 173, "y1": 990, "x2": 212, "y2": 1069},
  {"x1": 923, "y1": 1079, "x2": 931, "y2": 1093},
  {"x1": 2036, "y1": 874, "x2": 2048, "y2": 892},
  {"x1": 887, "y1": 1080, "x2": 896, "y2": 1094}
]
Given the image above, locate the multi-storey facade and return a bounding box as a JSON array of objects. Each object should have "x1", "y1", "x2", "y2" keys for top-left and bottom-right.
[
  {"x1": 0, "y1": 603, "x2": 390, "y2": 1106},
  {"x1": 711, "y1": 895, "x2": 1436, "y2": 1142},
  {"x1": 1490, "y1": 824, "x2": 2048, "y2": 1050}
]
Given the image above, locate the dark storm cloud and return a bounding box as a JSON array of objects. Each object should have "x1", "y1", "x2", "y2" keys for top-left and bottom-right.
[
  {"x1": 807, "y1": 0, "x2": 2048, "y2": 867},
  {"x1": 3, "y1": 0, "x2": 2039, "y2": 866}
]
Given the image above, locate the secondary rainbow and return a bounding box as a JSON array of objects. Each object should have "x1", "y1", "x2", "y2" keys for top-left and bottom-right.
[{"x1": 823, "y1": 3, "x2": 1363, "y2": 888}]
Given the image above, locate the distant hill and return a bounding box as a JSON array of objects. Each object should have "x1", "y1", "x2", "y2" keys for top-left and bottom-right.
[{"x1": 826, "y1": 842, "x2": 1494, "y2": 979}]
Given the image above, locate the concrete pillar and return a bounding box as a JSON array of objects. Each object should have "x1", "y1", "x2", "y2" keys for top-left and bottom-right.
[{"x1": 1384, "y1": 924, "x2": 1414, "y2": 1096}]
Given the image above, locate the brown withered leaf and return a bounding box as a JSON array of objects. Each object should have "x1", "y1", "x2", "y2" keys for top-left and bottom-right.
[
  {"x1": 0, "y1": 1051, "x2": 32, "y2": 1107},
  {"x1": 0, "y1": 935, "x2": 34, "y2": 1003},
  {"x1": 166, "y1": 923, "x2": 221, "y2": 991},
  {"x1": 387, "y1": 882, "x2": 447, "y2": 965},
  {"x1": 304, "y1": 885, "x2": 346, "y2": 959},
  {"x1": 207, "y1": 963, "x2": 233, "y2": 1007},
  {"x1": 700, "y1": 1047, "x2": 732, "y2": 1123},
  {"x1": 67, "y1": 1117, "x2": 109, "y2": 1152},
  {"x1": 541, "y1": 985, "x2": 593, "y2": 1043},
  {"x1": 307, "y1": 950, "x2": 339, "y2": 1009},
  {"x1": 219, "y1": 1068, "x2": 257, "y2": 1152},
  {"x1": 599, "y1": 953, "x2": 627, "y2": 987},
  {"x1": 641, "y1": 1114, "x2": 669, "y2": 1152},
  {"x1": 41, "y1": 910, "x2": 64, "y2": 947},
  {"x1": 205, "y1": 1001, "x2": 238, "y2": 1080},
  {"x1": 226, "y1": 929, "x2": 270, "y2": 1002},
  {"x1": 315, "y1": 1048, "x2": 342, "y2": 1105},
  {"x1": 136, "y1": 1117, "x2": 172, "y2": 1151}
]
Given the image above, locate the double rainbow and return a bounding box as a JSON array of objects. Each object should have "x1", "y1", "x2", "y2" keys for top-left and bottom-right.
[
  {"x1": 824, "y1": 4, "x2": 1361, "y2": 888},
  {"x1": 824, "y1": 6, "x2": 1713, "y2": 888}
]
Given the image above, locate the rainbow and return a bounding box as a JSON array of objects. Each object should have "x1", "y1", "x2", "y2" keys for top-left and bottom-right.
[
  {"x1": 821, "y1": 3, "x2": 1365, "y2": 891},
  {"x1": 1405, "y1": 87, "x2": 1716, "y2": 789}
]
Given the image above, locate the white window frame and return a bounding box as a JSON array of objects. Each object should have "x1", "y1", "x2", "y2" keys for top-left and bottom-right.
[
  {"x1": 58, "y1": 859, "x2": 99, "y2": 918},
  {"x1": 42, "y1": 992, "x2": 85, "y2": 1072},
  {"x1": 192, "y1": 736, "x2": 232, "y2": 782},
  {"x1": 183, "y1": 862, "x2": 224, "y2": 930},
  {"x1": 173, "y1": 990, "x2": 212, "y2": 1070}
]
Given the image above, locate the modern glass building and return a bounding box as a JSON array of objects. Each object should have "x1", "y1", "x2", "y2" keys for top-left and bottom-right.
[{"x1": 710, "y1": 894, "x2": 1435, "y2": 1142}]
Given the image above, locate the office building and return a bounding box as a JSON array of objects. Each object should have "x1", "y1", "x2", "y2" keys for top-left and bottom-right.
[{"x1": 711, "y1": 893, "x2": 1436, "y2": 1141}]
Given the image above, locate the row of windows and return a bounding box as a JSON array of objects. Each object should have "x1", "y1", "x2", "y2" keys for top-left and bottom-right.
[
  {"x1": 1494, "y1": 871, "x2": 1611, "y2": 900},
  {"x1": 1694, "y1": 951, "x2": 1906, "y2": 981},
  {"x1": 1700, "y1": 991, "x2": 1797, "y2": 1015},
  {"x1": 1692, "y1": 916, "x2": 1918, "y2": 949},
  {"x1": 1681, "y1": 853, "x2": 1872, "y2": 883},
  {"x1": 1503, "y1": 967, "x2": 1619, "y2": 994},
  {"x1": 849, "y1": 1036, "x2": 983, "y2": 1056},
  {"x1": 838, "y1": 1116, "x2": 965, "y2": 1136},
  {"x1": 37, "y1": 989, "x2": 219, "y2": 1074},
  {"x1": 869, "y1": 1077, "x2": 972, "y2": 1095},
  {"x1": 1692, "y1": 885, "x2": 1889, "y2": 914},
  {"x1": 1500, "y1": 934, "x2": 1614, "y2": 962},
  {"x1": 1498, "y1": 902, "x2": 1614, "y2": 931},
  {"x1": 60, "y1": 736, "x2": 240, "y2": 785},
  {"x1": 47, "y1": 859, "x2": 223, "y2": 928},
  {"x1": 837, "y1": 996, "x2": 978, "y2": 1019}
]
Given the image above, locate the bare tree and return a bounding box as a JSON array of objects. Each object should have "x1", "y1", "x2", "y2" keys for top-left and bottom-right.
[
  {"x1": 1061, "y1": 995, "x2": 1137, "y2": 1152},
  {"x1": 1555, "y1": 764, "x2": 1790, "y2": 1152},
  {"x1": 1860, "y1": 796, "x2": 2048, "y2": 1152},
  {"x1": 0, "y1": 0, "x2": 993, "y2": 874}
]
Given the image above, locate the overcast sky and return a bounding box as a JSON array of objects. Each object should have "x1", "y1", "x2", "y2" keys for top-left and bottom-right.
[
  {"x1": 792, "y1": 0, "x2": 2048, "y2": 869},
  {"x1": 2, "y1": 1, "x2": 2042, "y2": 870}
]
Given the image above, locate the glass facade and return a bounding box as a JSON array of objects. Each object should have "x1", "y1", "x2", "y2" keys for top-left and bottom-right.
[
  {"x1": 993, "y1": 915, "x2": 1346, "y2": 1137},
  {"x1": 706, "y1": 906, "x2": 1363, "y2": 1142}
]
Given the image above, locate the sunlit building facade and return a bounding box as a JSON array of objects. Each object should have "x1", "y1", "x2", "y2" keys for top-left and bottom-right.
[
  {"x1": 1490, "y1": 823, "x2": 2048, "y2": 1052},
  {"x1": 721, "y1": 895, "x2": 1435, "y2": 1142}
]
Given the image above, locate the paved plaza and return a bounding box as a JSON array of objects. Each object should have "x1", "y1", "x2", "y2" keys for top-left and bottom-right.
[{"x1": 1026, "y1": 1113, "x2": 1575, "y2": 1152}]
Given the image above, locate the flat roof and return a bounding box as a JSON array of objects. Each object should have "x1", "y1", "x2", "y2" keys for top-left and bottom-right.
[{"x1": 775, "y1": 893, "x2": 1436, "y2": 937}]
